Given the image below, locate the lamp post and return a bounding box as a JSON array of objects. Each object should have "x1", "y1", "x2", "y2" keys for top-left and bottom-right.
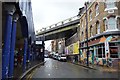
[{"x1": 85, "y1": 2, "x2": 89, "y2": 66}]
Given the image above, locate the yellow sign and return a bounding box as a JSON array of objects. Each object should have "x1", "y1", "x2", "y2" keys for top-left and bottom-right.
[{"x1": 73, "y1": 41, "x2": 79, "y2": 54}]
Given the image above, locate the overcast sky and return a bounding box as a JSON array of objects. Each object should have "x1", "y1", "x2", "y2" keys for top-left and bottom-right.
[{"x1": 31, "y1": 0, "x2": 88, "y2": 51}]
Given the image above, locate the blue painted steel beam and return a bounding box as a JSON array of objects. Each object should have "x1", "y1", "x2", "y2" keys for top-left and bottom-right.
[
  {"x1": 23, "y1": 38, "x2": 28, "y2": 72},
  {"x1": 27, "y1": 45, "x2": 31, "y2": 62},
  {"x1": 8, "y1": 20, "x2": 17, "y2": 78},
  {"x1": 2, "y1": 13, "x2": 13, "y2": 79}
]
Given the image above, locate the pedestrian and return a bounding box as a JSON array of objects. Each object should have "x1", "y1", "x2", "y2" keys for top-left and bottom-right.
[{"x1": 108, "y1": 58, "x2": 112, "y2": 67}]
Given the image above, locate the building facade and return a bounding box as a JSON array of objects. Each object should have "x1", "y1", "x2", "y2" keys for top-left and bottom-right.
[
  {"x1": 65, "y1": 29, "x2": 79, "y2": 62},
  {"x1": 51, "y1": 38, "x2": 65, "y2": 54},
  {"x1": 78, "y1": 0, "x2": 120, "y2": 66}
]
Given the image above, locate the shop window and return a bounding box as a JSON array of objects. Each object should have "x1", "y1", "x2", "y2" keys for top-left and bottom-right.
[
  {"x1": 117, "y1": 17, "x2": 120, "y2": 29},
  {"x1": 103, "y1": 48, "x2": 105, "y2": 58},
  {"x1": 110, "y1": 47, "x2": 118, "y2": 58},
  {"x1": 95, "y1": 3, "x2": 99, "y2": 16},
  {"x1": 98, "y1": 48, "x2": 102, "y2": 58},
  {"x1": 110, "y1": 52, "x2": 118, "y2": 58},
  {"x1": 108, "y1": 17, "x2": 117, "y2": 30},
  {"x1": 109, "y1": 43, "x2": 116, "y2": 46}
]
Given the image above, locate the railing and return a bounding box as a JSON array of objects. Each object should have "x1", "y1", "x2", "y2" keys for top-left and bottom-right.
[{"x1": 36, "y1": 15, "x2": 79, "y2": 34}]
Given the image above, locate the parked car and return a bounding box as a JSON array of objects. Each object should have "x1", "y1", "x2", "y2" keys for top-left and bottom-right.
[
  {"x1": 53, "y1": 53, "x2": 59, "y2": 60},
  {"x1": 44, "y1": 54, "x2": 49, "y2": 58},
  {"x1": 58, "y1": 54, "x2": 67, "y2": 61}
]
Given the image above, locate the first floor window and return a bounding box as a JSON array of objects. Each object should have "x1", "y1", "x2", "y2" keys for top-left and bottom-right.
[
  {"x1": 89, "y1": 10, "x2": 92, "y2": 20},
  {"x1": 104, "y1": 19, "x2": 108, "y2": 31},
  {"x1": 81, "y1": 31, "x2": 84, "y2": 41},
  {"x1": 90, "y1": 26, "x2": 93, "y2": 37},
  {"x1": 96, "y1": 22, "x2": 100, "y2": 34},
  {"x1": 108, "y1": 17, "x2": 116, "y2": 30}
]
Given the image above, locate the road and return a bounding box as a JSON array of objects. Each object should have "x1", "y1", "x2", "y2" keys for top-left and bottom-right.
[{"x1": 29, "y1": 58, "x2": 119, "y2": 78}]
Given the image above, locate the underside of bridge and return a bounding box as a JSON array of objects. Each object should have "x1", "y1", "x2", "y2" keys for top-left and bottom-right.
[
  {"x1": 36, "y1": 22, "x2": 79, "y2": 41},
  {"x1": 46, "y1": 27, "x2": 77, "y2": 40},
  {"x1": 36, "y1": 27, "x2": 77, "y2": 41}
]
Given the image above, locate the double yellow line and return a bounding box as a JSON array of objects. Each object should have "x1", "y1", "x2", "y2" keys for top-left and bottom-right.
[{"x1": 26, "y1": 68, "x2": 37, "y2": 80}]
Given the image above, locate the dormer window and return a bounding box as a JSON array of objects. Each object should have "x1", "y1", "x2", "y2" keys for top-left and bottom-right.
[
  {"x1": 105, "y1": 0, "x2": 117, "y2": 11},
  {"x1": 106, "y1": 0, "x2": 115, "y2": 9}
]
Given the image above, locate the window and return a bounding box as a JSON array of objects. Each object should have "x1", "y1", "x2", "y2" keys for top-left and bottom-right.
[
  {"x1": 90, "y1": 26, "x2": 93, "y2": 37},
  {"x1": 105, "y1": 0, "x2": 115, "y2": 9},
  {"x1": 96, "y1": 21, "x2": 100, "y2": 34},
  {"x1": 110, "y1": 47, "x2": 118, "y2": 58},
  {"x1": 81, "y1": 31, "x2": 84, "y2": 41},
  {"x1": 108, "y1": 17, "x2": 117, "y2": 30},
  {"x1": 95, "y1": 4, "x2": 99, "y2": 16},
  {"x1": 81, "y1": 20, "x2": 84, "y2": 30},
  {"x1": 98, "y1": 48, "x2": 102, "y2": 58},
  {"x1": 117, "y1": 17, "x2": 120, "y2": 29},
  {"x1": 104, "y1": 19, "x2": 108, "y2": 31},
  {"x1": 89, "y1": 10, "x2": 92, "y2": 21}
]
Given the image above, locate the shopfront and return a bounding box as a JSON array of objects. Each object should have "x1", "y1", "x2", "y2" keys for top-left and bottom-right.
[{"x1": 80, "y1": 35, "x2": 119, "y2": 66}]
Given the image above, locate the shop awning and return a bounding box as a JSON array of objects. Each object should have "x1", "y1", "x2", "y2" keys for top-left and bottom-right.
[
  {"x1": 106, "y1": 36, "x2": 112, "y2": 42},
  {"x1": 88, "y1": 38, "x2": 100, "y2": 46},
  {"x1": 88, "y1": 36, "x2": 106, "y2": 46},
  {"x1": 99, "y1": 36, "x2": 106, "y2": 43}
]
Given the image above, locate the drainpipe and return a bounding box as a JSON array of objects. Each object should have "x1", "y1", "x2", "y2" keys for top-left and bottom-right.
[
  {"x1": 85, "y1": 2, "x2": 89, "y2": 66},
  {"x1": 2, "y1": 4, "x2": 15, "y2": 79},
  {"x1": 8, "y1": 14, "x2": 19, "y2": 78}
]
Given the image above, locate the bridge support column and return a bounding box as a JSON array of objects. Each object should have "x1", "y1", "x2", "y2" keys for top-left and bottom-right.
[
  {"x1": 27, "y1": 45, "x2": 31, "y2": 68},
  {"x1": 23, "y1": 38, "x2": 28, "y2": 72},
  {"x1": 8, "y1": 14, "x2": 18, "y2": 78},
  {"x1": 2, "y1": 5, "x2": 15, "y2": 79}
]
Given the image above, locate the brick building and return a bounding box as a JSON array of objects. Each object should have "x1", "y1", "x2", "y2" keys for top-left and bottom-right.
[
  {"x1": 78, "y1": 0, "x2": 120, "y2": 66},
  {"x1": 51, "y1": 38, "x2": 65, "y2": 54}
]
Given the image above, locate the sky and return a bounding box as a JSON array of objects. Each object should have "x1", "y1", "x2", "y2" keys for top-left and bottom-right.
[{"x1": 31, "y1": 0, "x2": 88, "y2": 51}]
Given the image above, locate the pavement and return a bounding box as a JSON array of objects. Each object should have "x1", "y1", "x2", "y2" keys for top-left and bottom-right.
[
  {"x1": 71, "y1": 61, "x2": 120, "y2": 72},
  {"x1": 30, "y1": 58, "x2": 119, "y2": 78},
  {"x1": 0, "y1": 49, "x2": 2, "y2": 80},
  {"x1": 13, "y1": 60, "x2": 43, "y2": 78}
]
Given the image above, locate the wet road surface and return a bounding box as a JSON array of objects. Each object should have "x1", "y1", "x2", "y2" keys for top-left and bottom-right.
[{"x1": 31, "y1": 58, "x2": 119, "y2": 78}]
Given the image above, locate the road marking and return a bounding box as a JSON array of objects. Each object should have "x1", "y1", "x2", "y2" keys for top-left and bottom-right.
[
  {"x1": 27, "y1": 68, "x2": 38, "y2": 80},
  {"x1": 48, "y1": 74, "x2": 51, "y2": 76}
]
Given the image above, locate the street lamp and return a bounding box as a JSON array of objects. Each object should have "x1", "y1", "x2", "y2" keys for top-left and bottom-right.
[{"x1": 85, "y1": 2, "x2": 89, "y2": 66}]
